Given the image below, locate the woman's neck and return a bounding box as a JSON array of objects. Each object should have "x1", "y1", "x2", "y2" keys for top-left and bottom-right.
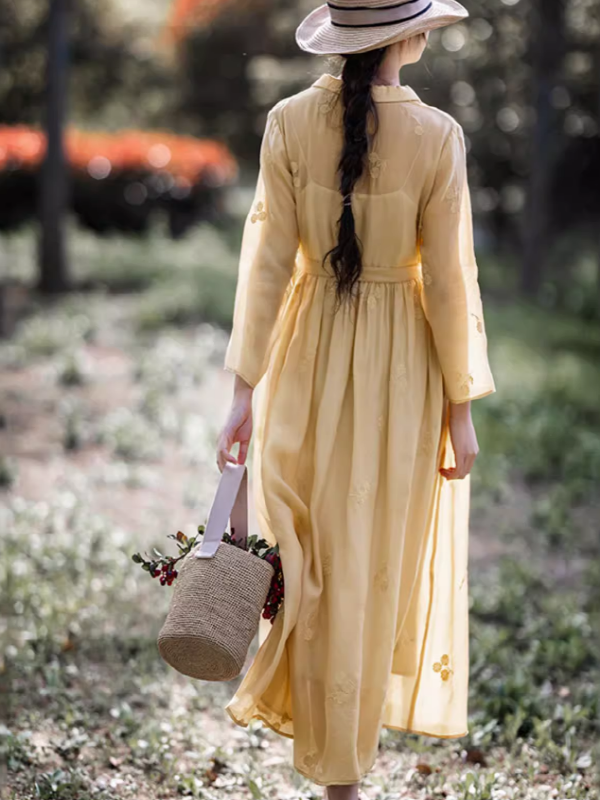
[
  {"x1": 373, "y1": 66, "x2": 401, "y2": 87},
  {"x1": 373, "y1": 44, "x2": 404, "y2": 87}
]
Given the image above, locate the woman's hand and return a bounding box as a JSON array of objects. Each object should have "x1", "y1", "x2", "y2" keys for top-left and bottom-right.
[
  {"x1": 216, "y1": 376, "x2": 254, "y2": 472},
  {"x1": 439, "y1": 400, "x2": 479, "y2": 480}
]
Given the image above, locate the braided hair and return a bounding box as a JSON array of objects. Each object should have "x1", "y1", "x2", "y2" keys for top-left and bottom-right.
[{"x1": 321, "y1": 47, "x2": 388, "y2": 311}]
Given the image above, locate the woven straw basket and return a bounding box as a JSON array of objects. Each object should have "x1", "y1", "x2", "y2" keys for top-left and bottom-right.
[{"x1": 157, "y1": 462, "x2": 274, "y2": 681}]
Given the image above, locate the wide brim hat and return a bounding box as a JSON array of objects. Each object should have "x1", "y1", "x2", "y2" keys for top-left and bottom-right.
[{"x1": 296, "y1": 0, "x2": 469, "y2": 56}]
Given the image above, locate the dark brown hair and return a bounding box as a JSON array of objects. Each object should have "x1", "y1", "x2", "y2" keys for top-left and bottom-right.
[{"x1": 321, "y1": 47, "x2": 388, "y2": 312}]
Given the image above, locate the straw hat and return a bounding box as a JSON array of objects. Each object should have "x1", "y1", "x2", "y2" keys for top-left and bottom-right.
[{"x1": 295, "y1": 0, "x2": 469, "y2": 56}]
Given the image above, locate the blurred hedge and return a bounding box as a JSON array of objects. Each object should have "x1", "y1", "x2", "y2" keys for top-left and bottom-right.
[{"x1": 0, "y1": 126, "x2": 239, "y2": 237}]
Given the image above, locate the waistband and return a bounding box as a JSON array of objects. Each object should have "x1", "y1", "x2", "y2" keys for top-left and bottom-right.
[{"x1": 300, "y1": 256, "x2": 422, "y2": 283}]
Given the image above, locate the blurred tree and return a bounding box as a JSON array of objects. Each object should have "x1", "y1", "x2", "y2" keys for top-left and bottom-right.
[
  {"x1": 38, "y1": 0, "x2": 70, "y2": 294},
  {"x1": 165, "y1": 0, "x2": 312, "y2": 161},
  {"x1": 0, "y1": 125, "x2": 237, "y2": 236},
  {"x1": 2, "y1": 0, "x2": 600, "y2": 310},
  {"x1": 597, "y1": 30, "x2": 600, "y2": 301},
  {"x1": 0, "y1": 0, "x2": 181, "y2": 292},
  {"x1": 0, "y1": 0, "x2": 174, "y2": 129},
  {"x1": 521, "y1": 0, "x2": 566, "y2": 298}
]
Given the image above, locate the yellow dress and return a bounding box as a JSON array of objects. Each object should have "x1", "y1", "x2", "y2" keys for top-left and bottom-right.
[{"x1": 222, "y1": 72, "x2": 496, "y2": 786}]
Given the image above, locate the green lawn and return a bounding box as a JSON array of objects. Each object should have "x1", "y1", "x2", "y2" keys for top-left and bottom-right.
[{"x1": 0, "y1": 223, "x2": 598, "y2": 799}]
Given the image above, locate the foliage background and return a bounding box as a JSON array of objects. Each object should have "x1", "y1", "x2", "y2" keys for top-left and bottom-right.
[{"x1": 0, "y1": 0, "x2": 599, "y2": 798}]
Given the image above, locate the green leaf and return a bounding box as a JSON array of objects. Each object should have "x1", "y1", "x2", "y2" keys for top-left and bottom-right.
[
  {"x1": 463, "y1": 772, "x2": 476, "y2": 790},
  {"x1": 247, "y1": 779, "x2": 262, "y2": 800},
  {"x1": 131, "y1": 553, "x2": 143, "y2": 563},
  {"x1": 153, "y1": 547, "x2": 164, "y2": 558}
]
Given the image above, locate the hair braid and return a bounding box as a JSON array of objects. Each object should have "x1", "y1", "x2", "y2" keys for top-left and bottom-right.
[{"x1": 321, "y1": 47, "x2": 388, "y2": 311}]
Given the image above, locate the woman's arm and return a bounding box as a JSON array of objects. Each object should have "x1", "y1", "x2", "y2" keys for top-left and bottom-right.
[
  {"x1": 223, "y1": 101, "x2": 300, "y2": 389},
  {"x1": 419, "y1": 122, "x2": 495, "y2": 480},
  {"x1": 217, "y1": 102, "x2": 299, "y2": 471},
  {"x1": 216, "y1": 375, "x2": 254, "y2": 471},
  {"x1": 439, "y1": 400, "x2": 480, "y2": 481},
  {"x1": 419, "y1": 121, "x2": 496, "y2": 405}
]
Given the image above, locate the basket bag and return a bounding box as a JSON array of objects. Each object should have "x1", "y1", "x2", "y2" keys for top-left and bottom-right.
[{"x1": 157, "y1": 462, "x2": 274, "y2": 681}]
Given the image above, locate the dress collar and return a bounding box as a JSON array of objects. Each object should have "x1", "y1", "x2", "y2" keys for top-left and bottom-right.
[{"x1": 312, "y1": 73, "x2": 421, "y2": 104}]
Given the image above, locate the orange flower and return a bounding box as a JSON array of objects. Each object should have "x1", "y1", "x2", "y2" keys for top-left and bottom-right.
[
  {"x1": 0, "y1": 126, "x2": 238, "y2": 187},
  {"x1": 164, "y1": 0, "x2": 240, "y2": 42}
]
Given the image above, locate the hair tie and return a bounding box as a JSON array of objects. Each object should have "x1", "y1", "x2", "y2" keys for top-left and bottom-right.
[{"x1": 343, "y1": 194, "x2": 352, "y2": 206}]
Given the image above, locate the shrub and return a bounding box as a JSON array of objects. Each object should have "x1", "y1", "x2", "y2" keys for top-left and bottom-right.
[{"x1": 0, "y1": 126, "x2": 238, "y2": 236}]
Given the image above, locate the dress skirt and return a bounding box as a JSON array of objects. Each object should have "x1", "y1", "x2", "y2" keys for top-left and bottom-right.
[{"x1": 224, "y1": 257, "x2": 472, "y2": 785}]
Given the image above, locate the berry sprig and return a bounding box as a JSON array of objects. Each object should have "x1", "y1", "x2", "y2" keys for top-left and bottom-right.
[
  {"x1": 221, "y1": 529, "x2": 284, "y2": 624},
  {"x1": 132, "y1": 526, "x2": 285, "y2": 623},
  {"x1": 263, "y1": 550, "x2": 284, "y2": 622},
  {"x1": 132, "y1": 528, "x2": 200, "y2": 585}
]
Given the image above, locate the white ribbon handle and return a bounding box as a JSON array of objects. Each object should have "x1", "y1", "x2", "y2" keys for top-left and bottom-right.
[{"x1": 194, "y1": 462, "x2": 248, "y2": 559}]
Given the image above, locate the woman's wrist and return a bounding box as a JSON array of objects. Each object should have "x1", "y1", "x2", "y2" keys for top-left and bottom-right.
[
  {"x1": 234, "y1": 374, "x2": 254, "y2": 398},
  {"x1": 449, "y1": 399, "x2": 471, "y2": 418}
]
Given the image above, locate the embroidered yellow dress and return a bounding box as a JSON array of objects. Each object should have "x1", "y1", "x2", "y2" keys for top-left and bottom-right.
[{"x1": 223, "y1": 72, "x2": 496, "y2": 786}]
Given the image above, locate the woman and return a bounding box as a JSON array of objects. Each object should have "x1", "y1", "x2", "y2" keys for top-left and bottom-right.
[{"x1": 216, "y1": 0, "x2": 496, "y2": 795}]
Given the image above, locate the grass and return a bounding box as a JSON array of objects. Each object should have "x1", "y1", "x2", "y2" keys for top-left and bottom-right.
[
  {"x1": 0, "y1": 222, "x2": 599, "y2": 799},
  {"x1": 0, "y1": 216, "x2": 240, "y2": 292}
]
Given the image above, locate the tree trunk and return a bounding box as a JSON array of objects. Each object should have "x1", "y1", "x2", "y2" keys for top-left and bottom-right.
[
  {"x1": 596, "y1": 35, "x2": 600, "y2": 308},
  {"x1": 521, "y1": 0, "x2": 565, "y2": 297},
  {"x1": 38, "y1": 0, "x2": 70, "y2": 295}
]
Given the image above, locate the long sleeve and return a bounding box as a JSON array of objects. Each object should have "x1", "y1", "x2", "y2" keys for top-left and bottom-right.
[
  {"x1": 418, "y1": 122, "x2": 496, "y2": 404},
  {"x1": 224, "y1": 103, "x2": 300, "y2": 388}
]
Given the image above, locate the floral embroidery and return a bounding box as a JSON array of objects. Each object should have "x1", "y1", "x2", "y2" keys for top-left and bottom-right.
[
  {"x1": 408, "y1": 113, "x2": 425, "y2": 138},
  {"x1": 318, "y1": 91, "x2": 339, "y2": 115},
  {"x1": 471, "y1": 313, "x2": 483, "y2": 333},
  {"x1": 368, "y1": 151, "x2": 386, "y2": 179},
  {"x1": 457, "y1": 372, "x2": 475, "y2": 395},
  {"x1": 301, "y1": 748, "x2": 320, "y2": 770},
  {"x1": 349, "y1": 480, "x2": 373, "y2": 505},
  {"x1": 322, "y1": 553, "x2": 333, "y2": 576},
  {"x1": 250, "y1": 200, "x2": 267, "y2": 223},
  {"x1": 290, "y1": 160, "x2": 301, "y2": 188},
  {"x1": 397, "y1": 629, "x2": 416, "y2": 646},
  {"x1": 377, "y1": 414, "x2": 385, "y2": 432},
  {"x1": 444, "y1": 184, "x2": 460, "y2": 213},
  {"x1": 366, "y1": 283, "x2": 383, "y2": 309},
  {"x1": 326, "y1": 674, "x2": 358, "y2": 705},
  {"x1": 324, "y1": 278, "x2": 337, "y2": 297},
  {"x1": 391, "y1": 363, "x2": 408, "y2": 391},
  {"x1": 298, "y1": 350, "x2": 317, "y2": 372},
  {"x1": 373, "y1": 563, "x2": 390, "y2": 591},
  {"x1": 419, "y1": 428, "x2": 435, "y2": 456},
  {"x1": 412, "y1": 281, "x2": 424, "y2": 320},
  {"x1": 422, "y1": 267, "x2": 433, "y2": 286},
  {"x1": 303, "y1": 607, "x2": 319, "y2": 641},
  {"x1": 433, "y1": 653, "x2": 454, "y2": 681}
]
